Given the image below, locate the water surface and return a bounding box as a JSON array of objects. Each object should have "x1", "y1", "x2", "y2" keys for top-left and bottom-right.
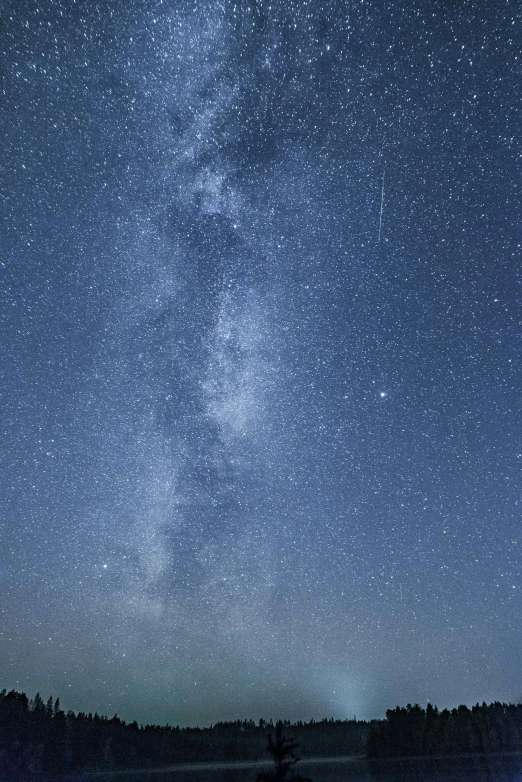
[{"x1": 73, "y1": 753, "x2": 522, "y2": 782}]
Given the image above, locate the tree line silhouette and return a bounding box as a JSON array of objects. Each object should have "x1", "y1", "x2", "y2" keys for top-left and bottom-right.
[
  {"x1": 1, "y1": 688, "x2": 521, "y2": 777},
  {"x1": 367, "y1": 701, "x2": 522, "y2": 758},
  {"x1": 0, "y1": 688, "x2": 367, "y2": 777}
]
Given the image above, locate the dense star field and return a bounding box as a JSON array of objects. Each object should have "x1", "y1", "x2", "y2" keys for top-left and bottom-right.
[{"x1": 1, "y1": 0, "x2": 520, "y2": 727}]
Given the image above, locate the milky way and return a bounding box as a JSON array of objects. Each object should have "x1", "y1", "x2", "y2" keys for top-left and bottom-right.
[{"x1": 1, "y1": 0, "x2": 520, "y2": 726}]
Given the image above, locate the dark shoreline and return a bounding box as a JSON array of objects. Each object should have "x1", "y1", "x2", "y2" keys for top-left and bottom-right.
[
  {"x1": 64, "y1": 756, "x2": 363, "y2": 778},
  {"x1": 368, "y1": 750, "x2": 522, "y2": 763},
  {"x1": 64, "y1": 751, "x2": 522, "y2": 779}
]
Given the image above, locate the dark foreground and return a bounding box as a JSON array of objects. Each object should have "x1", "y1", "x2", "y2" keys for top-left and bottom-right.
[
  {"x1": 66, "y1": 753, "x2": 522, "y2": 782},
  {"x1": 2, "y1": 689, "x2": 522, "y2": 781}
]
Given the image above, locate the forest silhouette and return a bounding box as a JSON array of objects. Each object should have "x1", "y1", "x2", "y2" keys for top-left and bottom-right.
[{"x1": 0, "y1": 688, "x2": 521, "y2": 777}]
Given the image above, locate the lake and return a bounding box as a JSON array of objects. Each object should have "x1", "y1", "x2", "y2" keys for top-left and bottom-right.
[{"x1": 71, "y1": 753, "x2": 522, "y2": 782}]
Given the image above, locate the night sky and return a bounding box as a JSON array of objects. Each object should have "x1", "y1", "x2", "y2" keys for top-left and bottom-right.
[{"x1": 1, "y1": 0, "x2": 520, "y2": 728}]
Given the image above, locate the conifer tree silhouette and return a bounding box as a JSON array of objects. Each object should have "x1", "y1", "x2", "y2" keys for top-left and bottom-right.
[{"x1": 256, "y1": 720, "x2": 312, "y2": 782}]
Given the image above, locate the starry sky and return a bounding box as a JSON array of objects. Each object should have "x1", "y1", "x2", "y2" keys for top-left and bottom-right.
[{"x1": 1, "y1": 0, "x2": 520, "y2": 727}]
